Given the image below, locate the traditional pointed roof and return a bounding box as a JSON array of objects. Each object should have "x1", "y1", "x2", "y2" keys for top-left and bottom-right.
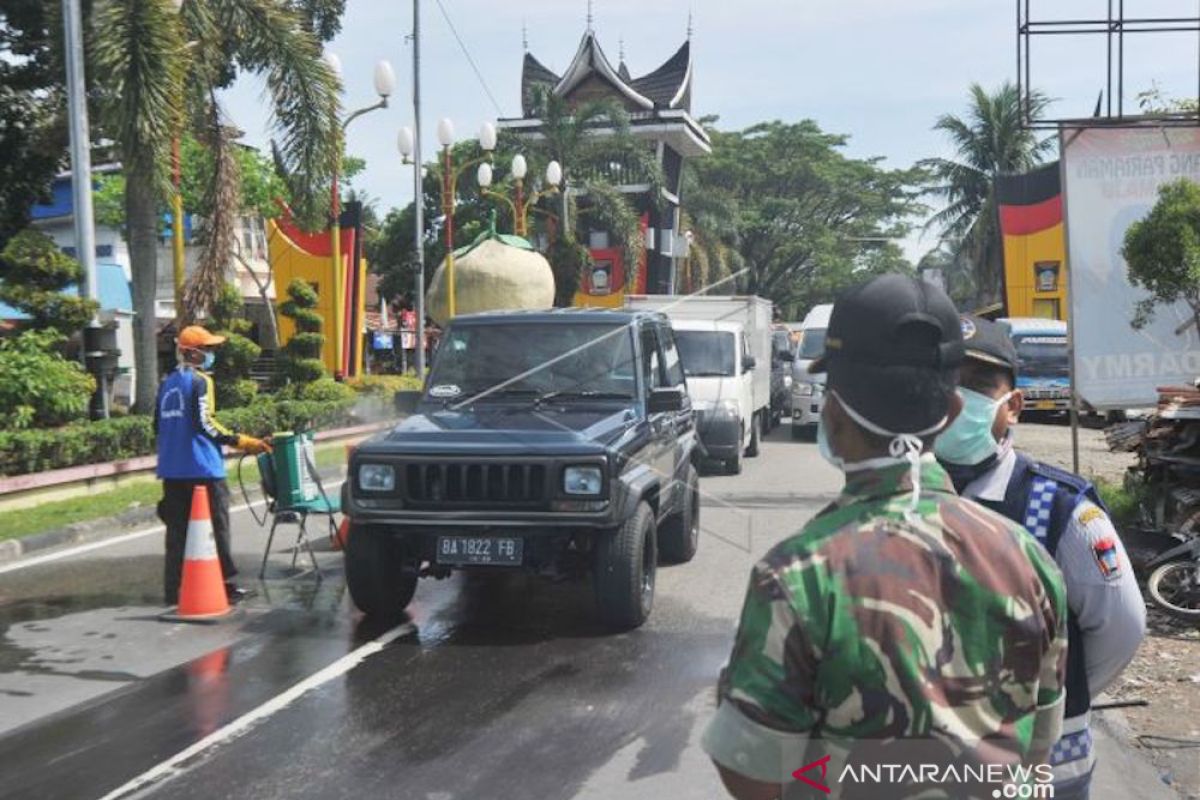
[{"x1": 520, "y1": 32, "x2": 694, "y2": 116}]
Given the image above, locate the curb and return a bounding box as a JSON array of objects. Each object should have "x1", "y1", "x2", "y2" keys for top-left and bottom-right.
[{"x1": 0, "y1": 463, "x2": 348, "y2": 566}]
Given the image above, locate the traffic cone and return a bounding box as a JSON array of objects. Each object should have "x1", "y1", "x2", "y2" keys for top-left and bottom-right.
[
  {"x1": 332, "y1": 516, "x2": 350, "y2": 551},
  {"x1": 160, "y1": 485, "x2": 234, "y2": 623}
]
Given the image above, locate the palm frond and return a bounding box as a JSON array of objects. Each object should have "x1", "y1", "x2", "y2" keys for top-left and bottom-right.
[{"x1": 183, "y1": 111, "x2": 240, "y2": 323}]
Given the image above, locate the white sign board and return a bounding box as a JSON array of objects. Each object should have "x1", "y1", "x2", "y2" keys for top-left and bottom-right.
[{"x1": 1062, "y1": 126, "x2": 1200, "y2": 409}]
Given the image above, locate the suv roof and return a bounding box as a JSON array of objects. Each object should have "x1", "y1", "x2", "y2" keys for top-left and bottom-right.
[{"x1": 449, "y1": 308, "x2": 665, "y2": 326}]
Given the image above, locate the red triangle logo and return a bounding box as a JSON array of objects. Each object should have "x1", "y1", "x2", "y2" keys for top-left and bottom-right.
[{"x1": 792, "y1": 755, "x2": 832, "y2": 794}]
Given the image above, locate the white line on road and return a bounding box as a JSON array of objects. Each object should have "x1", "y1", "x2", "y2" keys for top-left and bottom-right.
[
  {"x1": 95, "y1": 618, "x2": 414, "y2": 800},
  {"x1": 0, "y1": 480, "x2": 346, "y2": 576}
]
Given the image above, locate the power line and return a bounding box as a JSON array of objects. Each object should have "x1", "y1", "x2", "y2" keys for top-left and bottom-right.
[{"x1": 433, "y1": 0, "x2": 505, "y2": 118}]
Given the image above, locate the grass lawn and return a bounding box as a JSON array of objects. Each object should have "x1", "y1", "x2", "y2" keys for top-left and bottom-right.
[{"x1": 0, "y1": 444, "x2": 350, "y2": 544}]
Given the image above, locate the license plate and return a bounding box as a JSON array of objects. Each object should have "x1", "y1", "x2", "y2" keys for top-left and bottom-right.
[
  {"x1": 1034, "y1": 400, "x2": 1056, "y2": 410},
  {"x1": 436, "y1": 536, "x2": 523, "y2": 566}
]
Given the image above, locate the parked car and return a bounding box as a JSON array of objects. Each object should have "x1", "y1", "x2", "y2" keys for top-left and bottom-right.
[
  {"x1": 769, "y1": 326, "x2": 795, "y2": 429},
  {"x1": 342, "y1": 309, "x2": 700, "y2": 631},
  {"x1": 790, "y1": 304, "x2": 833, "y2": 439}
]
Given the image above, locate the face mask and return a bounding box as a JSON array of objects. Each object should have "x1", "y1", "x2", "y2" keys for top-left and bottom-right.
[
  {"x1": 933, "y1": 388, "x2": 1013, "y2": 466},
  {"x1": 200, "y1": 351, "x2": 216, "y2": 371}
]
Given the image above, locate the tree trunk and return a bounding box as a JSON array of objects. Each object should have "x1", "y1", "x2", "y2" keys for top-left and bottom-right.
[{"x1": 127, "y1": 167, "x2": 162, "y2": 413}]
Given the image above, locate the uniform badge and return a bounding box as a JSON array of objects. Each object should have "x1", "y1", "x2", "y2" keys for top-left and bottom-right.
[
  {"x1": 1092, "y1": 537, "x2": 1121, "y2": 580},
  {"x1": 960, "y1": 317, "x2": 977, "y2": 340}
]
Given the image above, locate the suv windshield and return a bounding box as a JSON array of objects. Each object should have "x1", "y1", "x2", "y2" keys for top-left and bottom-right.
[
  {"x1": 675, "y1": 330, "x2": 735, "y2": 377},
  {"x1": 1014, "y1": 335, "x2": 1069, "y2": 379},
  {"x1": 427, "y1": 322, "x2": 636, "y2": 401},
  {"x1": 799, "y1": 328, "x2": 827, "y2": 360}
]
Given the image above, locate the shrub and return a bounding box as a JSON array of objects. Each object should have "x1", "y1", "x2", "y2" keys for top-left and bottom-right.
[
  {"x1": 278, "y1": 278, "x2": 327, "y2": 387},
  {"x1": 0, "y1": 396, "x2": 360, "y2": 477},
  {"x1": 347, "y1": 374, "x2": 424, "y2": 396},
  {"x1": 0, "y1": 329, "x2": 96, "y2": 429},
  {"x1": 209, "y1": 283, "x2": 261, "y2": 408},
  {"x1": 279, "y1": 377, "x2": 357, "y2": 404}
]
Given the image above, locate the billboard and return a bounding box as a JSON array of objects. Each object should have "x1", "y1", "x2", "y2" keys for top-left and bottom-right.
[{"x1": 1061, "y1": 126, "x2": 1200, "y2": 409}]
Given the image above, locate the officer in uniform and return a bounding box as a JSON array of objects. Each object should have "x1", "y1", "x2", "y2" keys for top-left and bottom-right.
[
  {"x1": 934, "y1": 315, "x2": 1146, "y2": 800},
  {"x1": 154, "y1": 325, "x2": 271, "y2": 605},
  {"x1": 702, "y1": 275, "x2": 1069, "y2": 800}
]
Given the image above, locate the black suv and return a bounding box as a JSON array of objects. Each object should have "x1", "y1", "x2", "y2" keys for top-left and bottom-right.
[{"x1": 342, "y1": 309, "x2": 700, "y2": 630}]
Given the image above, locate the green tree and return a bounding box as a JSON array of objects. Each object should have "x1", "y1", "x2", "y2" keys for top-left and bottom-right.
[
  {"x1": 921, "y1": 83, "x2": 1052, "y2": 309},
  {"x1": 278, "y1": 278, "x2": 325, "y2": 385},
  {"x1": 92, "y1": 0, "x2": 341, "y2": 413},
  {"x1": 0, "y1": 229, "x2": 98, "y2": 334},
  {"x1": 687, "y1": 120, "x2": 923, "y2": 316},
  {"x1": 1122, "y1": 178, "x2": 1200, "y2": 333},
  {"x1": 207, "y1": 282, "x2": 260, "y2": 407},
  {"x1": 0, "y1": 0, "x2": 73, "y2": 246}
]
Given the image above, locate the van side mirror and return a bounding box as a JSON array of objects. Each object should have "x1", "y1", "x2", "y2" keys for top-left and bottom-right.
[
  {"x1": 394, "y1": 390, "x2": 422, "y2": 415},
  {"x1": 648, "y1": 386, "x2": 685, "y2": 413},
  {"x1": 743, "y1": 355, "x2": 757, "y2": 372}
]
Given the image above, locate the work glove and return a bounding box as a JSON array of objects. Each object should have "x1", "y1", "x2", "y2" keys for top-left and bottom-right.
[{"x1": 237, "y1": 435, "x2": 273, "y2": 455}]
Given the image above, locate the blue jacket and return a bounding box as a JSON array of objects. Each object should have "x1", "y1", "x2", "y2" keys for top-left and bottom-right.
[{"x1": 154, "y1": 366, "x2": 239, "y2": 480}]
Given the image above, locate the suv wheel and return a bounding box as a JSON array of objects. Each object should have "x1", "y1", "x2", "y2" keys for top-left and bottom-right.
[
  {"x1": 594, "y1": 501, "x2": 656, "y2": 630},
  {"x1": 659, "y1": 465, "x2": 700, "y2": 563},
  {"x1": 345, "y1": 524, "x2": 418, "y2": 619},
  {"x1": 746, "y1": 412, "x2": 761, "y2": 457}
]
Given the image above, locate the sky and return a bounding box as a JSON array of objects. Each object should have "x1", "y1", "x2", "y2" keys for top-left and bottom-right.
[{"x1": 219, "y1": 0, "x2": 1200, "y2": 263}]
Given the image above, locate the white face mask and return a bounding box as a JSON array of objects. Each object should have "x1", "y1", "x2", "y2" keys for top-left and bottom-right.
[{"x1": 821, "y1": 390, "x2": 948, "y2": 511}]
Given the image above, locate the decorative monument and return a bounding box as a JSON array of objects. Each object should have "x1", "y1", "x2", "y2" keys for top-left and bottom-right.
[{"x1": 498, "y1": 23, "x2": 710, "y2": 305}]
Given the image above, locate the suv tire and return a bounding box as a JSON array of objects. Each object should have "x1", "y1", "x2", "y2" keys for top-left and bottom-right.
[
  {"x1": 345, "y1": 524, "x2": 418, "y2": 619},
  {"x1": 594, "y1": 501, "x2": 656, "y2": 630},
  {"x1": 659, "y1": 465, "x2": 700, "y2": 563}
]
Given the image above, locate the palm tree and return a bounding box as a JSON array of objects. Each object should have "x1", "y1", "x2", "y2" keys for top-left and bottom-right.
[
  {"x1": 93, "y1": 0, "x2": 340, "y2": 412},
  {"x1": 523, "y1": 85, "x2": 664, "y2": 299},
  {"x1": 922, "y1": 82, "x2": 1052, "y2": 308}
]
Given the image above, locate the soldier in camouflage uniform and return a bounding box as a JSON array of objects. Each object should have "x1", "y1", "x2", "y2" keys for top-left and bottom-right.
[{"x1": 702, "y1": 275, "x2": 1069, "y2": 800}]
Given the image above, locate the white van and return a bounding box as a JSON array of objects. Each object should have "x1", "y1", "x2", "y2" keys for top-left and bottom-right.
[{"x1": 790, "y1": 304, "x2": 833, "y2": 439}]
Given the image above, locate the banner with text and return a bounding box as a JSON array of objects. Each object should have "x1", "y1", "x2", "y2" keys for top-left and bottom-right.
[{"x1": 1061, "y1": 125, "x2": 1200, "y2": 409}]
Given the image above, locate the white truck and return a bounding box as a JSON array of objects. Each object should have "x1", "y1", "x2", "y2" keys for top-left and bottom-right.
[
  {"x1": 790, "y1": 303, "x2": 833, "y2": 439},
  {"x1": 624, "y1": 295, "x2": 773, "y2": 474}
]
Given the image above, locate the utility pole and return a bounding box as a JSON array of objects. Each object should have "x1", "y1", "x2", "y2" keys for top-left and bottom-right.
[
  {"x1": 62, "y1": 0, "x2": 108, "y2": 418},
  {"x1": 413, "y1": 0, "x2": 427, "y2": 378}
]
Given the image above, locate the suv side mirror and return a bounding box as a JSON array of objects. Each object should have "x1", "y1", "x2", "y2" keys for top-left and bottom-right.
[
  {"x1": 394, "y1": 390, "x2": 422, "y2": 415},
  {"x1": 647, "y1": 386, "x2": 685, "y2": 413},
  {"x1": 743, "y1": 355, "x2": 757, "y2": 372}
]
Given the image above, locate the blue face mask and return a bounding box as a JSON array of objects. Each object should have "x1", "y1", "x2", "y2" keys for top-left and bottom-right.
[
  {"x1": 934, "y1": 388, "x2": 1012, "y2": 466},
  {"x1": 200, "y1": 351, "x2": 216, "y2": 371}
]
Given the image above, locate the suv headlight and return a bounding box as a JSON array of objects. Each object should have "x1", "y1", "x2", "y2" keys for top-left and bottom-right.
[
  {"x1": 783, "y1": 374, "x2": 793, "y2": 389},
  {"x1": 563, "y1": 465, "x2": 603, "y2": 496},
  {"x1": 358, "y1": 464, "x2": 395, "y2": 492},
  {"x1": 793, "y1": 382, "x2": 815, "y2": 398}
]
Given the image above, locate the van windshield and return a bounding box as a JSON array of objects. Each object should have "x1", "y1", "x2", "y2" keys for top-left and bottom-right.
[
  {"x1": 675, "y1": 330, "x2": 736, "y2": 377},
  {"x1": 1014, "y1": 335, "x2": 1068, "y2": 379},
  {"x1": 799, "y1": 328, "x2": 827, "y2": 360}
]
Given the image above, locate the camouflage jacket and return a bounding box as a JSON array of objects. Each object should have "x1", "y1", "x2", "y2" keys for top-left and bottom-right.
[{"x1": 702, "y1": 457, "x2": 1068, "y2": 796}]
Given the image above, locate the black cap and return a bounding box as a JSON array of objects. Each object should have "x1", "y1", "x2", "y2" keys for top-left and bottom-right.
[
  {"x1": 811, "y1": 274, "x2": 965, "y2": 433},
  {"x1": 960, "y1": 315, "x2": 1018, "y2": 381}
]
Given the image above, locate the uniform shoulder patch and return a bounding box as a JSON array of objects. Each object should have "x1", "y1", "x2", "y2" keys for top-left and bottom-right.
[
  {"x1": 1077, "y1": 505, "x2": 1106, "y2": 526},
  {"x1": 1092, "y1": 536, "x2": 1122, "y2": 581}
]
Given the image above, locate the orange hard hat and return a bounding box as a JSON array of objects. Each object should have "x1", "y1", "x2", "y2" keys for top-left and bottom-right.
[{"x1": 178, "y1": 326, "x2": 226, "y2": 349}]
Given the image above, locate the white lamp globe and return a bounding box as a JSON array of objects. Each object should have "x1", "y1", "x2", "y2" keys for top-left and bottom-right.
[
  {"x1": 511, "y1": 154, "x2": 528, "y2": 180},
  {"x1": 545, "y1": 160, "x2": 563, "y2": 187},
  {"x1": 397, "y1": 127, "x2": 414, "y2": 160},
  {"x1": 477, "y1": 163, "x2": 494, "y2": 188},
  {"x1": 373, "y1": 60, "x2": 397, "y2": 98},
  {"x1": 437, "y1": 118, "x2": 455, "y2": 147},
  {"x1": 322, "y1": 52, "x2": 342, "y2": 80},
  {"x1": 478, "y1": 121, "x2": 498, "y2": 152}
]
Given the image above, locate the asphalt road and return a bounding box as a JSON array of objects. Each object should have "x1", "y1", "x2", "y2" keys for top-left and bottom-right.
[{"x1": 0, "y1": 423, "x2": 1178, "y2": 799}]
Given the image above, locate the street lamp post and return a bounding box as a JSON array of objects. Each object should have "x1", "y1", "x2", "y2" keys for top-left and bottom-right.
[
  {"x1": 436, "y1": 119, "x2": 496, "y2": 319},
  {"x1": 476, "y1": 157, "x2": 563, "y2": 238},
  {"x1": 328, "y1": 54, "x2": 395, "y2": 376}
]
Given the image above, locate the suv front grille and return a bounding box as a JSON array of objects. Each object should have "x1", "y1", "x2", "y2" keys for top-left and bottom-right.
[{"x1": 403, "y1": 462, "x2": 549, "y2": 509}]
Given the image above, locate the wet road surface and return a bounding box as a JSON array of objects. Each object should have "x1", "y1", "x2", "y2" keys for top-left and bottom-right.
[{"x1": 0, "y1": 425, "x2": 839, "y2": 799}]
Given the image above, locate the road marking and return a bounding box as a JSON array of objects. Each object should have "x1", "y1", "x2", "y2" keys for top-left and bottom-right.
[
  {"x1": 0, "y1": 480, "x2": 346, "y2": 576},
  {"x1": 95, "y1": 619, "x2": 413, "y2": 800}
]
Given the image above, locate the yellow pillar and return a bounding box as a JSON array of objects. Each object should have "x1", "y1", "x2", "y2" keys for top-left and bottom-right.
[{"x1": 331, "y1": 176, "x2": 344, "y2": 375}]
